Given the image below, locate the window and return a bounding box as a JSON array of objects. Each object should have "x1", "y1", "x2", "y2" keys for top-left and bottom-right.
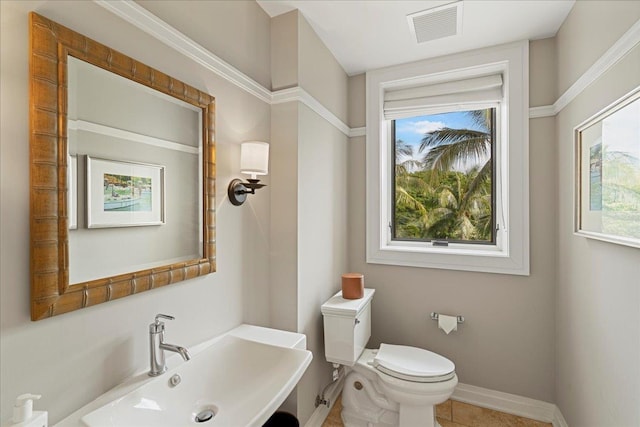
[
  {"x1": 392, "y1": 108, "x2": 496, "y2": 244},
  {"x1": 366, "y1": 41, "x2": 529, "y2": 275}
]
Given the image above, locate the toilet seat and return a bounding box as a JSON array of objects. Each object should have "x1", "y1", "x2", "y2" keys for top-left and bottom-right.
[{"x1": 373, "y1": 344, "x2": 456, "y2": 383}]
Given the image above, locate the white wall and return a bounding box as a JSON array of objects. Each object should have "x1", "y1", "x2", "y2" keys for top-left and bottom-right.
[
  {"x1": 346, "y1": 39, "x2": 558, "y2": 402},
  {"x1": 0, "y1": 0, "x2": 271, "y2": 423},
  {"x1": 555, "y1": 2, "x2": 640, "y2": 426}
]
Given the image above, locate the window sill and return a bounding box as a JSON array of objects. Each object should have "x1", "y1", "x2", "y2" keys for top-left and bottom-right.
[{"x1": 368, "y1": 240, "x2": 529, "y2": 276}]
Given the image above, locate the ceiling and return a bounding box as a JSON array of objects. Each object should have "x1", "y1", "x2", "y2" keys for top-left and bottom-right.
[{"x1": 257, "y1": 0, "x2": 575, "y2": 76}]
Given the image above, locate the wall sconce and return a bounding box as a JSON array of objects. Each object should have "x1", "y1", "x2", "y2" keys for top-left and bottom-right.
[{"x1": 228, "y1": 141, "x2": 269, "y2": 206}]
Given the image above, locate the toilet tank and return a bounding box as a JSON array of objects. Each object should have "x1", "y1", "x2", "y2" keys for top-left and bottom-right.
[{"x1": 321, "y1": 288, "x2": 375, "y2": 366}]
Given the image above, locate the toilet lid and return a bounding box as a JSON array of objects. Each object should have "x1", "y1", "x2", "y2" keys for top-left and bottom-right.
[{"x1": 373, "y1": 344, "x2": 455, "y2": 383}]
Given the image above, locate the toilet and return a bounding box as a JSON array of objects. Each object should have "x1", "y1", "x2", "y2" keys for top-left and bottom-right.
[{"x1": 321, "y1": 288, "x2": 457, "y2": 427}]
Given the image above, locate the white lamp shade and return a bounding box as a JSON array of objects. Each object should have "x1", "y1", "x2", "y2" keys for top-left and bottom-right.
[{"x1": 240, "y1": 141, "x2": 269, "y2": 176}]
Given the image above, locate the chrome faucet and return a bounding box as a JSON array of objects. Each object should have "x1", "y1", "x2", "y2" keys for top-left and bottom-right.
[{"x1": 149, "y1": 314, "x2": 191, "y2": 376}]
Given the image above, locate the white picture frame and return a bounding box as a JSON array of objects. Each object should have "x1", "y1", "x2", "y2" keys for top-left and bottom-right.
[
  {"x1": 86, "y1": 156, "x2": 165, "y2": 228},
  {"x1": 68, "y1": 155, "x2": 78, "y2": 230},
  {"x1": 574, "y1": 87, "x2": 640, "y2": 248}
]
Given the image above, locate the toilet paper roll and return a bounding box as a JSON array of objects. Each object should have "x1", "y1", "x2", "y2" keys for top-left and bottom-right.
[{"x1": 438, "y1": 314, "x2": 458, "y2": 334}]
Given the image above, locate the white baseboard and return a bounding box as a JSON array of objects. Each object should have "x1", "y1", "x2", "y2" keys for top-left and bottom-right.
[
  {"x1": 452, "y1": 383, "x2": 569, "y2": 427},
  {"x1": 304, "y1": 373, "x2": 346, "y2": 427},
  {"x1": 452, "y1": 383, "x2": 556, "y2": 422},
  {"x1": 552, "y1": 405, "x2": 569, "y2": 427},
  {"x1": 306, "y1": 380, "x2": 568, "y2": 427}
]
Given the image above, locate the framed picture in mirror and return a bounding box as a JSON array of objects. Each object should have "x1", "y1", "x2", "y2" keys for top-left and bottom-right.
[
  {"x1": 86, "y1": 157, "x2": 165, "y2": 228},
  {"x1": 68, "y1": 155, "x2": 78, "y2": 230}
]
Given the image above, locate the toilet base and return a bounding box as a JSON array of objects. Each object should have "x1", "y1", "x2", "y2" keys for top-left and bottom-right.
[
  {"x1": 399, "y1": 404, "x2": 437, "y2": 427},
  {"x1": 341, "y1": 371, "x2": 398, "y2": 427},
  {"x1": 341, "y1": 371, "x2": 444, "y2": 427}
]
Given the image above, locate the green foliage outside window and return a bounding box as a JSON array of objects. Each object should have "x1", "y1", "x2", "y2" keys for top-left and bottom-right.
[{"x1": 393, "y1": 109, "x2": 495, "y2": 242}]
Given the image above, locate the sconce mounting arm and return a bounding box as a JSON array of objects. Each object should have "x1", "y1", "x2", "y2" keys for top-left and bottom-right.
[{"x1": 228, "y1": 179, "x2": 266, "y2": 206}]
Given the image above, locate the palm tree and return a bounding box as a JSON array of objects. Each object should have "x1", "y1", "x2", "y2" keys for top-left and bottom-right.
[
  {"x1": 395, "y1": 139, "x2": 422, "y2": 176},
  {"x1": 416, "y1": 109, "x2": 494, "y2": 241},
  {"x1": 394, "y1": 139, "x2": 431, "y2": 235},
  {"x1": 426, "y1": 168, "x2": 493, "y2": 240},
  {"x1": 419, "y1": 109, "x2": 493, "y2": 186}
]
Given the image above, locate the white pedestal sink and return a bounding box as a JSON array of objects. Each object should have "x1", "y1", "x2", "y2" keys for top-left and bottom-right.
[{"x1": 55, "y1": 325, "x2": 312, "y2": 427}]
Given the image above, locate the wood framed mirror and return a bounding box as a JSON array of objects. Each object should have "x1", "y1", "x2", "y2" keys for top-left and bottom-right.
[{"x1": 29, "y1": 12, "x2": 216, "y2": 320}]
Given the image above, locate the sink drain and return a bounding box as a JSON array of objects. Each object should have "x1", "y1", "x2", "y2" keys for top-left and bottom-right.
[{"x1": 195, "y1": 409, "x2": 216, "y2": 423}]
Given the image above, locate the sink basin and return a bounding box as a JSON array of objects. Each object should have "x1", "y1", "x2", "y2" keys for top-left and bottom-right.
[{"x1": 80, "y1": 334, "x2": 312, "y2": 427}]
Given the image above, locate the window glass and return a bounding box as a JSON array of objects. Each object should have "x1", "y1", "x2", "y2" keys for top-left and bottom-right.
[{"x1": 392, "y1": 108, "x2": 495, "y2": 243}]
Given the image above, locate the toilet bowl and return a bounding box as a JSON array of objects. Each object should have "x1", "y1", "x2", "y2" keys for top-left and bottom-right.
[{"x1": 322, "y1": 289, "x2": 457, "y2": 427}]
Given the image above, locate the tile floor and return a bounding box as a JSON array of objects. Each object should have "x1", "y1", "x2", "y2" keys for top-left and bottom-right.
[{"x1": 321, "y1": 395, "x2": 552, "y2": 427}]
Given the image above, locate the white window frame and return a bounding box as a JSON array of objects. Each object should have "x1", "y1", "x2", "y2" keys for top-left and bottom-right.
[{"x1": 366, "y1": 41, "x2": 529, "y2": 276}]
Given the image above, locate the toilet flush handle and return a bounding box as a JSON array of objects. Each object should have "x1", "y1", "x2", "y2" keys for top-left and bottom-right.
[{"x1": 355, "y1": 318, "x2": 360, "y2": 325}]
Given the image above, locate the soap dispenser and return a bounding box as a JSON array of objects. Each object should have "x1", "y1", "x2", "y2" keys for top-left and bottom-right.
[{"x1": 2, "y1": 394, "x2": 48, "y2": 427}]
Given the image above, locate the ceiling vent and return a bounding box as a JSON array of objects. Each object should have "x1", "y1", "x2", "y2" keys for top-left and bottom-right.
[{"x1": 407, "y1": 1, "x2": 463, "y2": 44}]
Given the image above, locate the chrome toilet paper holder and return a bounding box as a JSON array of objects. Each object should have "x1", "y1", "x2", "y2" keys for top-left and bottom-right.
[{"x1": 430, "y1": 312, "x2": 465, "y2": 324}]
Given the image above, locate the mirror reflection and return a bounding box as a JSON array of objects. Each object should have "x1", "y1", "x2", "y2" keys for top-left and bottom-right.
[
  {"x1": 29, "y1": 12, "x2": 215, "y2": 320},
  {"x1": 67, "y1": 57, "x2": 203, "y2": 285}
]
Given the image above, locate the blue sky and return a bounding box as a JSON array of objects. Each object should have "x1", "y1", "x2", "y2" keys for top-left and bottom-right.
[
  {"x1": 395, "y1": 110, "x2": 485, "y2": 152},
  {"x1": 395, "y1": 109, "x2": 489, "y2": 171}
]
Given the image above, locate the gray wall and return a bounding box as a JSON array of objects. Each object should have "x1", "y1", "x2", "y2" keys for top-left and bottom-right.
[
  {"x1": 554, "y1": 2, "x2": 640, "y2": 426},
  {"x1": 271, "y1": 11, "x2": 299, "y2": 91},
  {"x1": 0, "y1": 0, "x2": 271, "y2": 423},
  {"x1": 296, "y1": 15, "x2": 349, "y2": 423},
  {"x1": 346, "y1": 39, "x2": 558, "y2": 402},
  {"x1": 136, "y1": 0, "x2": 272, "y2": 90},
  {"x1": 269, "y1": 102, "x2": 300, "y2": 334},
  {"x1": 269, "y1": 10, "x2": 350, "y2": 424},
  {"x1": 298, "y1": 15, "x2": 349, "y2": 124},
  {"x1": 296, "y1": 103, "x2": 348, "y2": 423}
]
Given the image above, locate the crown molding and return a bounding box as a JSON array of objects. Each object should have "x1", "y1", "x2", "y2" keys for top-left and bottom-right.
[
  {"x1": 554, "y1": 19, "x2": 640, "y2": 114},
  {"x1": 527, "y1": 20, "x2": 639, "y2": 121},
  {"x1": 272, "y1": 87, "x2": 351, "y2": 136},
  {"x1": 529, "y1": 105, "x2": 556, "y2": 119},
  {"x1": 349, "y1": 127, "x2": 366, "y2": 137},
  {"x1": 94, "y1": 0, "x2": 272, "y2": 104}
]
